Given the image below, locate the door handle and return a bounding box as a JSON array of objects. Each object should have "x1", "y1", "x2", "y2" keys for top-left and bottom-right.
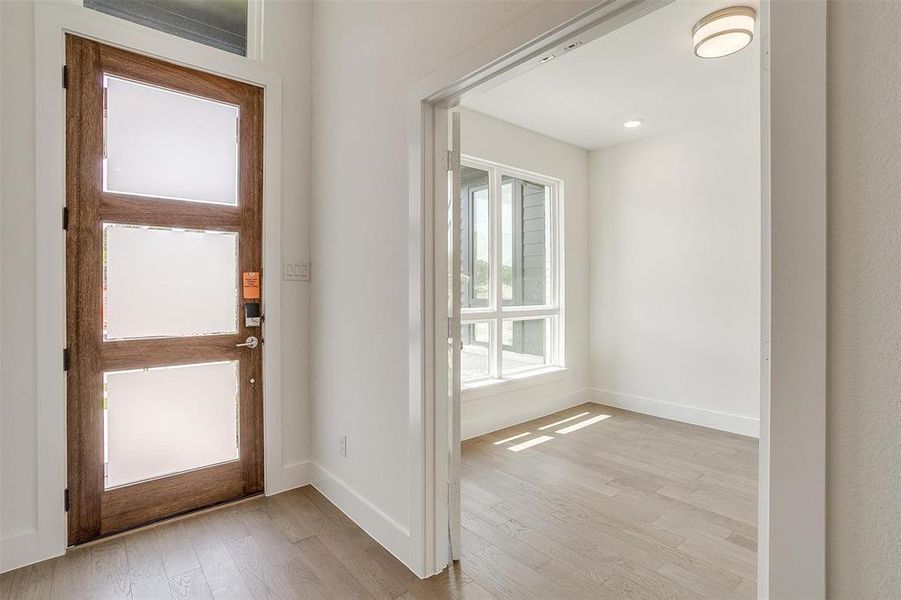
[{"x1": 236, "y1": 336, "x2": 259, "y2": 349}]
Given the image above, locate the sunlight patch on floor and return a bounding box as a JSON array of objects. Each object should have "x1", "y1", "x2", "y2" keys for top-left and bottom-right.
[
  {"x1": 491, "y1": 412, "x2": 613, "y2": 452},
  {"x1": 538, "y1": 411, "x2": 590, "y2": 430},
  {"x1": 493, "y1": 431, "x2": 531, "y2": 445},
  {"x1": 508, "y1": 435, "x2": 555, "y2": 452},
  {"x1": 555, "y1": 413, "x2": 611, "y2": 434}
]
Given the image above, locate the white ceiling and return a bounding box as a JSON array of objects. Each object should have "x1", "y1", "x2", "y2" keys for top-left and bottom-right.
[{"x1": 461, "y1": 0, "x2": 760, "y2": 151}]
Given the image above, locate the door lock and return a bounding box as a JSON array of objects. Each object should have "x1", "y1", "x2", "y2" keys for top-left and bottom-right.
[
  {"x1": 236, "y1": 336, "x2": 259, "y2": 349},
  {"x1": 244, "y1": 302, "x2": 262, "y2": 327}
]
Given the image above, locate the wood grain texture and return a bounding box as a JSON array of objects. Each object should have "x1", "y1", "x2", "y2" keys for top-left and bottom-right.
[
  {"x1": 66, "y1": 33, "x2": 106, "y2": 546},
  {"x1": 458, "y1": 403, "x2": 758, "y2": 599},
  {"x1": 100, "y1": 335, "x2": 244, "y2": 371},
  {"x1": 4, "y1": 405, "x2": 757, "y2": 599},
  {"x1": 100, "y1": 193, "x2": 242, "y2": 231},
  {"x1": 64, "y1": 34, "x2": 265, "y2": 545},
  {"x1": 0, "y1": 560, "x2": 54, "y2": 600},
  {"x1": 101, "y1": 463, "x2": 247, "y2": 536},
  {"x1": 168, "y1": 568, "x2": 214, "y2": 600},
  {"x1": 98, "y1": 43, "x2": 251, "y2": 106}
]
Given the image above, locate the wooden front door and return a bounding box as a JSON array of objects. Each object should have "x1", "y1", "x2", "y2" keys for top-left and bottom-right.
[{"x1": 65, "y1": 35, "x2": 264, "y2": 545}]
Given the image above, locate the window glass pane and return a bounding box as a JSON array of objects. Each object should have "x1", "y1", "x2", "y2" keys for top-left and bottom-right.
[
  {"x1": 462, "y1": 321, "x2": 492, "y2": 383},
  {"x1": 502, "y1": 317, "x2": 552, "y2": 375},
  {"x1": 104, "y1": 361, "x2": 239, "y2": 489},
  {"x1": 84, "y1": 0, "x2": 248, "y2": 56},
  {"x1": 104, "y1": 224, "x2": 238, "y2": 340},
  {"x1": 104, "y1": 75, "x2": 239, "y2": 206},
  {"x1": 501, "y1": 175, "x2": 551, "y2": 306},
  {"x1": 461, "y1": 166, "x2": 490, "y2": 308},
  {"x1": 501, "y1": 182, "x2": 514, "y2": 302}
]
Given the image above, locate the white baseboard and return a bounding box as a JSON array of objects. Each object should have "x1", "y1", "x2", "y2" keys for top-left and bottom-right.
[
  {"x1": 266, "y1": 459, "x2": 313, "y2": 496},
  {"x1": 462, "y1": 388, "x2": 590, "y2": 440},
  {"x1": 310, "y1": 463, "x2": 411, "y2": 569},
  {"x1": 590, "y1": 388, "x2": 759, "y2": 437},
  {"x1": 0, "y1": 529, "x2": 40, "y2": 573}
]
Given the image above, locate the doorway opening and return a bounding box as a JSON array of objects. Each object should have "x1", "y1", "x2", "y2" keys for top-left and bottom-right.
[
  {"x1": 65, "y1": 35, "x2": 265, "y2": 544},
  {"x1": 435, "y1": 0, "x2": 768, "y2": 596}
]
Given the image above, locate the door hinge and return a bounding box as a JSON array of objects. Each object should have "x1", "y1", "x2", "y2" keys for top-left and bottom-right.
[
  {"x1": 62, "y1": 206, "x2": 69, "y2": 230},
  {"x1": 63, "y1": 348, "x2": 70, "y2": 371},
  {"x1": 444, "y1": 149, "x2": 459, "y2": 173},
  {"x1": 64, "y1": 488, "x2": 70, "y2": 512},
  {"x1": 62, "y1": 65, "x2": 68, "y2": 89}
]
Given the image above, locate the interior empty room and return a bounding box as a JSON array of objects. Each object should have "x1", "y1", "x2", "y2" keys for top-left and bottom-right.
[
  {"x1": 1, "y1": 0, "x2": 899, "y2": 599},
  {"x1": 449, "y1": 2, "x2": 760, "y2": 596}
]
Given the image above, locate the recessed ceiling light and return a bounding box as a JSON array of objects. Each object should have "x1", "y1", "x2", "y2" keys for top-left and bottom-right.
[
  {"x1": 623, "y1": 119, "x2": 644, "y2": 128},
  {"x1": 692, "y1": 6, "x2": 756, "y2": 59}
]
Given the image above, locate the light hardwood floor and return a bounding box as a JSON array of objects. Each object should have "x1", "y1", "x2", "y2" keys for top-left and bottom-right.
[{"x1": 1, "y1": 403, "x2": 757, "y2": 599}]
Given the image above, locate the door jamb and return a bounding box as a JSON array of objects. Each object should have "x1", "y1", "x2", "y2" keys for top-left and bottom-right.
[
  {"x1": 31, "y1": 1, "x2": 285, "y2": 567},
  {"x1": 408, "y1": 1, "x2": 827, "y2": 597}
]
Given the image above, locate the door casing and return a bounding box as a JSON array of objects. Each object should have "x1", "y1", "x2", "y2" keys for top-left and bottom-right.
[
  {"x1": 23, "y1": 2, "x2": 287, "y2": 570},
  {"x1": 407, "y1": 2, "x2": 827, "y2": 598}
]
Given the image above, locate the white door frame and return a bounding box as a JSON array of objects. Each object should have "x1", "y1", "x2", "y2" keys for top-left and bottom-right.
[
  {"x1": 407, "y1": 0, "x2": 827, "y2": 597},
  {"x1": 16, "y1": 1, "x2": 286, "y2": 573}
]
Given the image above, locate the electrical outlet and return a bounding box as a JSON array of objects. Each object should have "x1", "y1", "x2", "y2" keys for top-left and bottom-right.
[{"x1": 339, "y1": 434, "x2": 348, "y2": 458}]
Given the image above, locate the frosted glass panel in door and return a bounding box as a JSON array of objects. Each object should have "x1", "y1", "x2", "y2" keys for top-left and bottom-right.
[
  {"x1": 104, "y1": 361, "x2": 239, "y2": 489},
  {"x1": 104, "y1": 224, "x2": 238, "y2": 340},
  {"x1": 104, "y1": 75, "x2": 239, "y2": 205}
]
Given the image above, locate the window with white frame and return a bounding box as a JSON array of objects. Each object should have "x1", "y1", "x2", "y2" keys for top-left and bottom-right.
[{"x1": 460, "y1": 158, "x2": 562, "y2": 387}]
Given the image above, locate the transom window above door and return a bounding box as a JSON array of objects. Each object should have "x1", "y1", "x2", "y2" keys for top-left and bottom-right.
[
  {"x1": 83, "y1": 0, "x2": 250, "y2": 56},
  {"x1": 460, "y1": 158, "x2": 563, "y2": 387}
]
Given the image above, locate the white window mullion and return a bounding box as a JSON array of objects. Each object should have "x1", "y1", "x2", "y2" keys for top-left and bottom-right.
[
  {"x1": 549, "y1": 316, "x2": 557, "y2": 368},
  {"x1": 548, "y1": 183, "x2": 558, "y2": 366},
  {"x1": 489, "y1": 165, "x2": 502, "y2": 379},
  {"x1": 553, "y1": 183, "x2": 563, "y2": 366},
  {"x1": 462, "y1": 307, "x2": 558, "y2": 321},
  {"x1": 493, "y1": 305, "x2": 559, "y2": 318}
]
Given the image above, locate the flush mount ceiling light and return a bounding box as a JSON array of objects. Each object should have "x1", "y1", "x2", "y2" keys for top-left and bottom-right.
[
  {"x1": 692, "y1": 6, "x2": 756, "y2": 59},
  {"x1": 623, "y1": 119, "x2": 644, "y2": 128}
]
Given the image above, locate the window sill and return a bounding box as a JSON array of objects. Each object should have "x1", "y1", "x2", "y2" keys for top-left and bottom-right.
[{"x1": 462, "y1": 366, "x2": 569, "y2": 402}]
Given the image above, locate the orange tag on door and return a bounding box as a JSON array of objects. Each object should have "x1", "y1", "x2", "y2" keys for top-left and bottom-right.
[{"x1": 242, "y1": 272, "x2": 260, "y2": 299}]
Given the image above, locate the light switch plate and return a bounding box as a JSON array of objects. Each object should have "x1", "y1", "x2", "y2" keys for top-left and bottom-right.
[{"x1": 283, "y1": 262, "x2": 310, "y2": 281}]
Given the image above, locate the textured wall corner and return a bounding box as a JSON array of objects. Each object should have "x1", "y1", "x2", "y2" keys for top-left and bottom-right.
[{"x1": 828, "y1": 1, "x2": 901, "y2": 596}]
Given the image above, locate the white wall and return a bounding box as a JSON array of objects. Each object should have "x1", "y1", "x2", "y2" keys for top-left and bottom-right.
[
  {"x1": 310, "y1": 0, "x2": 595, "y2": 568},
  {"x1": 262, "y1": 0, "x2": 314, "y2": 493},
  {"x1": 0, "y1": 0, "x2": 313, "y2": 571},
  {"x1": 828, "y1": 1, "x2": 901, "y2": 595},
  {"x1": 588, "y1": 116, "x2": 761, "y2": 437},
  {"x1": 0, "y1": 0, "x2": 38, "y2": 556},
  {"x1": 457, "y1": 108, "x2": 589, "y2": 439}
]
